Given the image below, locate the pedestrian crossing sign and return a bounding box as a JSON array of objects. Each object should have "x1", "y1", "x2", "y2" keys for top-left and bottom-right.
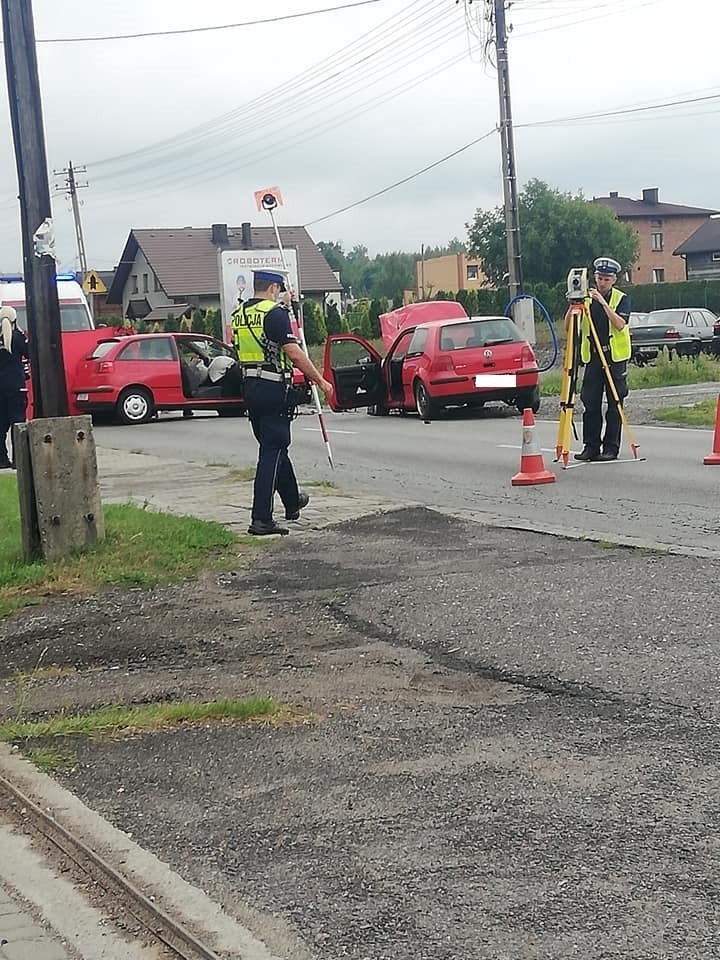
[{"x1": 82, "y1": 270, "x2": 106, "y2": 295}]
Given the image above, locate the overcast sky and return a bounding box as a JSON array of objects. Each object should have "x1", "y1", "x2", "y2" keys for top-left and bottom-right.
[{"x1": 0, "y1": 0, "x2": 716, "y2": 273}]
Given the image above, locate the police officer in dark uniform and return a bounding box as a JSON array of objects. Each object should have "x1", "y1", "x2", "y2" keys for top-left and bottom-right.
[
  {"x1": 0, "y1": 305, "x2": 28, "y2": 470},
  {"x1": 572, "y1": 256, "x2": 632, "y2": 462},
  {"x1": 232, "y1": 269, "x2": 333, "y2": 536}
]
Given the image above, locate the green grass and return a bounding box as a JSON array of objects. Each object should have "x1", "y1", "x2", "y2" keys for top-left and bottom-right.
[
  {"x1": 653, "y1": 397, "x2": 718, "y2": 426},
  {"x1": 0, "y1": 697, "x2": 281, "y2": 743},
  {"x1": 22, "y1": 746, "x2": 76, "y2": 772},
  {"x1": 0, "y1": 475, "x2": 238, "y2": 618},
  {"x1": 541, "y1": 351, "x2": 720, "y2": 397}
]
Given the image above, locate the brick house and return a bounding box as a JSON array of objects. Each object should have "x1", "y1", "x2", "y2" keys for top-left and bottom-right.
[
  {"x1": 412, "y1": 253, "x2": 488, "y2": 300},
  {"x1": 593, "y1": 188, "x2": 716, "y2": 284}
]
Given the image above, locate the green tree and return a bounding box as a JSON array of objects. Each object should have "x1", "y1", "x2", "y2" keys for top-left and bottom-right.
[
  {"x1": 164, "y1": 313, "x2": 179, "y2": 332},
  {"x1": 203, "y1": 308, "x2": 223, "y2": 340},
  {"x1": 191, "y1": 308, "x2": 205, "y2": 333},
  {"x1": 302, "y1": 299, "x2": 328, "y2": 345},
  {"x1": 467, "y1": 179, "x2": 639, "y2": 287},
  {"x1": 347, "y1": 299, "x2": 371, "y2": 337},
  {"x1": 317, "y1": 240, "x2": 347, "y2": 277},
  {"x1": 368, "y1": 299, "x2": 384, "y2": 338},
  {"x1": 325, "y1": 301, "x2": 342, "y2": 335}
]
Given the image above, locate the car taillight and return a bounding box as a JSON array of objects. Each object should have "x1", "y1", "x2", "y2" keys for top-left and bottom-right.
[
  {"x1": 714, "y1": 323, "x2": 720, "y2": 336},
  {"x1": 97, "y1": 360, "x2": 114, "y2": 373},
  {"x1": 664, "y1": 328, "x2": 680, "y2": 340},
  {"x1": 520, "y1": 344, "x2": 536, "y2": 365}
]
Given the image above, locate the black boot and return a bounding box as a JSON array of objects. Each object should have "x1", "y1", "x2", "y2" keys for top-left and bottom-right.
[
  {"x1": 574, "y1": 447, "x2": 600, "y2": 462},
  {"x1": 285, "y1": 491, "x2": 310, "y2": 521},
  {"x1": 247, "y1": 519, "x2": 289, "y2": 536}
]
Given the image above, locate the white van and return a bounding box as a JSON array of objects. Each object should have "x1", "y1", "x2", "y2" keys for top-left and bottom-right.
[{"x1": 0, "y1": 273, "x2": 94, "y2": 331}]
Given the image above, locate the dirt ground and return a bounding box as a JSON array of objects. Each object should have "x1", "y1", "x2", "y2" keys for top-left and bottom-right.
[{"x1": 1, "y1": 508, "x2": 719, "y2": 959}]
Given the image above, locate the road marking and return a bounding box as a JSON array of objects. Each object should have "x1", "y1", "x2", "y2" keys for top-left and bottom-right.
[
  {"x1": 498, "y1": 444, "x2": 557, "y2": 453},
  {"x1": 303, "y1": 427, "x2": 358, "y2": 435}
]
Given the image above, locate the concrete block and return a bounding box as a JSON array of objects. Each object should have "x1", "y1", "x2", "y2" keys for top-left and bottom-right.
[
  {"x1": 3, "y1": 940, "x2": 68, "y2": 960},
  {"x1": 13, "y1": 424, "x2": 41, "y2": 563},
  {"x1": 24, "y1": 416, "x2": 105, "y2": 562}
]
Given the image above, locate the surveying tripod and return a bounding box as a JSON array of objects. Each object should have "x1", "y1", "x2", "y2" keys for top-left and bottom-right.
[{"x1": 555, "y1": 268, "x2": 640, "y2": 466}]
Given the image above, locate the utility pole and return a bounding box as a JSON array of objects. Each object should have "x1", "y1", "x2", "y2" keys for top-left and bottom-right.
[
  {"x1": 493, "y1": 0, "x2": 523, "y2": 299},
  {"x1": 54, "y1": 161, "x2": 88, "y2": 277},
  {"x1": 2, "y1": 0, "x2": 68, "y2": 418}
]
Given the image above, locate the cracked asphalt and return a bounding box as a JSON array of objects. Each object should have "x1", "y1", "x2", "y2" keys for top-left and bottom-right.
[{"x1": 1, "y1": 507, "x2": 719, "y2": 959}]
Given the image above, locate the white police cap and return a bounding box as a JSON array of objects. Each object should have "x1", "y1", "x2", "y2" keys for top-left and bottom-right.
[{"x1": 593, "y1": 257, "x2": 621, "y2": 275}]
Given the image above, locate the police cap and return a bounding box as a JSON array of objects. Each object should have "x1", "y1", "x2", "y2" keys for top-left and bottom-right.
[
  {"x1": 593, "y1": 257, "x2": 621, "y2": 276},
  {"x1": 253, "y1": 269, "x2": 287, "y2": 291}
]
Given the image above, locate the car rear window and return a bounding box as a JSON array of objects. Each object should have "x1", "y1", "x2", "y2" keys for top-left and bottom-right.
[
  {"x1": 439, "y1": 318, "x2": 523, "y2": 350},
  {"x1": 89, "y1": 340, "x2": 119, "y2": 359},
  {"x1": 117, "y1": 337, "x2": 176, "y2": 361}
]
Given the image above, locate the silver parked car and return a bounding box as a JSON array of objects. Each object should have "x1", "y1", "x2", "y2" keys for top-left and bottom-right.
[{"x1": 629, "y1": 308, "x2": 717, "y2": 362}]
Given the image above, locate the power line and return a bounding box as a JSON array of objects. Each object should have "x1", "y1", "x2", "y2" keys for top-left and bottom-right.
[
  {"x1": 305, "y1": 128, "x2": 498, "y2": 226},
  {"x1": 6, "y1": 0, "x2": 384, "y2": 44}
]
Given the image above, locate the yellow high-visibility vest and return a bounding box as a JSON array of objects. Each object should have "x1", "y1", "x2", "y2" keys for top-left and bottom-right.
[
  {"x1": 230, "y1": 299, "x2": 291, "y2": 371},
  {"x1": 580, "y1": 286, "x2": 631, "y2": 363}
]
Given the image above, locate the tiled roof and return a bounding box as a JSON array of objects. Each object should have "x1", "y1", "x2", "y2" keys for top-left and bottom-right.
[
  {"x1": 674, "y1": 218, "x2": 720, "y2": 255},
  {"x1": 594, "y1": 195, "x2": 716, "y2": 219},
  {"x1": 107, "y1": 225, "x2": 342, "y2": 305}
]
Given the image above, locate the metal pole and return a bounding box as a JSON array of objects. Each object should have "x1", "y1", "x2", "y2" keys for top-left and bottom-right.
[
  {"x1": 265, "y1": 206, "x2": 335, "y2": 470},
  {"x1": 68, "y1": 162, "x2": 88, "y2": 277},
  {"x1": 2, "y1": 0, "x2": 68, "y2": 418},
  {"x1": 493, "y1": 0, "x2": 523, "y2": 300}
]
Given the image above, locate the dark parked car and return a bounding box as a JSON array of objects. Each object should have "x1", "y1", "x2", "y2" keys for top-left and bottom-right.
[
  {"x1": 713, "y1": 318, "x2": 720, "y2": 356},
  {"x1": 629, "y1": 308, "x2": 716, "y2": 362}
]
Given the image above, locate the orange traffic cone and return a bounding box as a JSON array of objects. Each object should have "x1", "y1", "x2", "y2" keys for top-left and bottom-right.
[
  {"x1": 511, "y1": 408, "x2": 557, "y2": 486},
  {"x1": 704, "y1": 394, "x2": 720, "y2": 465}
]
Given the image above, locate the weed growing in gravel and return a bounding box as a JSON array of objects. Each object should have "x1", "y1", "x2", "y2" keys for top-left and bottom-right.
[{"x1": 0, "y1": 697, "x2": 281, "y2": 742}]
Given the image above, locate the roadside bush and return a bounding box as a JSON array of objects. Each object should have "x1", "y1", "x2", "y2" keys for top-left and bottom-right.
[{"x1": 302, "y1": 299, "x2": 328, "y2": 345}]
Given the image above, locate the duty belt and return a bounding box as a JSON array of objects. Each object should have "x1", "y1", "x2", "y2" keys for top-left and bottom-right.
[{"x1": 242, "y1": 367, "x2": 288, "y2": 383}]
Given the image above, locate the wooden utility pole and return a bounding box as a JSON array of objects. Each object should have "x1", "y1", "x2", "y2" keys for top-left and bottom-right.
[
  {"x1": 493, "y1": 0, "x2": 523, "y2": 299},
  {"x1": 2, "y1": 0, "x2": 68, "y2": 418}
]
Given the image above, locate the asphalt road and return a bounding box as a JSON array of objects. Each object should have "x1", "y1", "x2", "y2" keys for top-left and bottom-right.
[{"x1": 94, "y1": 399, "x2": 720, "y2": 556}]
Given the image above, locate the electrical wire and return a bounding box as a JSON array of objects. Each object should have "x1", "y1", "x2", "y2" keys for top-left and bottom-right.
[{"x1": 3, "y1": 0, "x2": 385, "y2": 44}]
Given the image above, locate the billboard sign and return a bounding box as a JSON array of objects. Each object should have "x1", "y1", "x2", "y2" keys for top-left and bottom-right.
[{"x1": 219, "y1": 248, "x2": 300, "y2": 331}]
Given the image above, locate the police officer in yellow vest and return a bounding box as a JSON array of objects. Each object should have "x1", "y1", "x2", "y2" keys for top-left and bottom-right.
[
  {"x1": 232, "y1": 269, "x2": 333, "y2": 536},
  {"x1": 572, "y1": 256, "x2": 632, "y2": 462}
]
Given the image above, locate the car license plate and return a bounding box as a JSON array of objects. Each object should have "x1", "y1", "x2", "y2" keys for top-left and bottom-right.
[
  {"x1": 76, "y1": 393, "x2": 89, "y2": 401},
  {"x1": 637, "y1": 346, "x2": 655, "y2": 354},
  {"x1": 474, "y1": 374, "x2": 517, "y2": 388}
]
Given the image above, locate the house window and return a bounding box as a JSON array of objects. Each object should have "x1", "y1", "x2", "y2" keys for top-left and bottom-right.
[
  {"x1": 154, "y1": 275, "x2": 162, "y2": 292},
  {"x1": 650, "y1": 218, "x2": 663, "y2": 228},
  {"x1": 712, "y1": 252, "x2": 720, "y2": 262},
  {"x1": 651, "y1": 233, "x2": 664, "y2": 252},
  {"x1": 142, "y1": 273, "x2": 149, "y2": 293},
  {"x1": 131, "y1": 274, "x2": 138, "y2": 294},
  {"x1": 466, "y1": 264, "x2": 479, "y2": 281},
  {"x1": 652, "y1": 268, "x2": 665, "y2": 283}
]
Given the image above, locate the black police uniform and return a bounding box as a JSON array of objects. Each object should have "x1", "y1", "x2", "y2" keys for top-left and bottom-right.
[
  {"x1": 580, "y1": 291, "x2": 631, "y2": 458},
  {"x1": 0, "y1": 325, "x2": 28, "y2": 469},
  {"x1": 243, "y1": 300, "x2": 303, "y2": 535}
]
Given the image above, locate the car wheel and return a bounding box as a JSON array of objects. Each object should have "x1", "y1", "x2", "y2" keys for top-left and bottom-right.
[
  {"x1": 414, "y1": 380, "x2": 439, "y2": 420},
  {"x1": 516, "y1": 385, "x2": 540, "y2": 415},
  {"x1": 217, "y1": 405, "x2": 246, "y2": 417},
  {"x1": 116, "y1": 387, "x2": 154, "y2": 425}
]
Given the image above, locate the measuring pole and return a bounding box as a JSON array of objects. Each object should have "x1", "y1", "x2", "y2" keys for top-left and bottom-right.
[
  {"x1": 2, "y1": 0, "x2": 68, "y2": 418},
  {"x1": 263, "y1": 202, "x2": 335, "y2": 470},
  {"x1": 493, "y1": 0, "x2": 523, "y2": 300}
]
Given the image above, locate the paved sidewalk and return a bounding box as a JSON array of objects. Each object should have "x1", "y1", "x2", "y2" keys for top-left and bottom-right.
[
  {"x1": 96, "y1": 445, "x2": 404, "y2": 532},
  {"x1": 0, "y1": 881, "x2": 68, "y2": 960}
]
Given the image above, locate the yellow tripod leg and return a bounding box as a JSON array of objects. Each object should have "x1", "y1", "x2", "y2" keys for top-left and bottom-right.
[
  {"x1": 585, "y1": 306, "x2": 640, "y2": 459},
  {"x1": 555, "y1": 305, "x2": 581, "y2": 466}
]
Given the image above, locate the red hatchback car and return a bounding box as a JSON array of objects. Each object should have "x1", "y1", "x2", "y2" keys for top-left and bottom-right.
[
  {"x1": 73, "y1": 333, "x2": 245, "y2": 424},
  {"x1": 323, "y1": 315, "x2": 540, "y2": 420}
]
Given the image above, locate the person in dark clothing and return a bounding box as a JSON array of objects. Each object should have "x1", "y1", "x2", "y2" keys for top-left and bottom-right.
[
  {"x1": 570, "y1": 257, "x2": 632, "y2": 462},
  {"x1": 0, "y1": 305, "x2": 29, "y2": 469},
  {"x1": 231, "y1": 269, "x2": 333, "y2": 536}
]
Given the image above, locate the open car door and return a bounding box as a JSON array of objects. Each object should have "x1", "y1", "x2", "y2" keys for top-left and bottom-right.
[{"x1": 323, "y1": 334, "x2": 386, "y2": 412}]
